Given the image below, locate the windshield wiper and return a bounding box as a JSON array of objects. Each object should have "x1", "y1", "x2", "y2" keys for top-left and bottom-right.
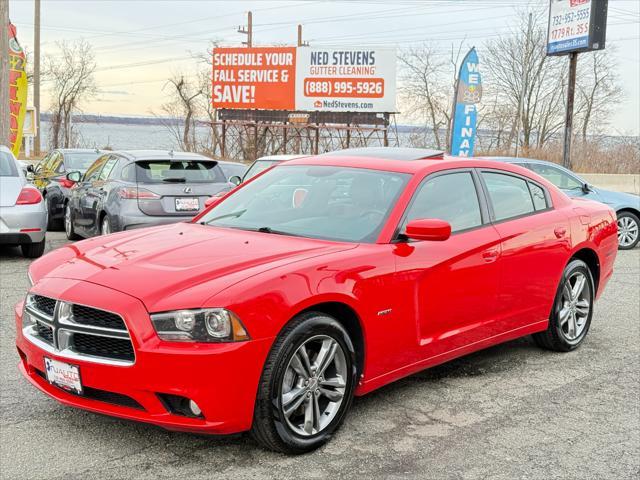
[
  {"x1": 162, "y1": 177, "x2": 186, "y2": 183},
  {"x1": 202, "y1": 209, "x2": 247, "y2": 224},
  {"x1": 256, "y1": 226, "x2": 304, "y2": 237}
]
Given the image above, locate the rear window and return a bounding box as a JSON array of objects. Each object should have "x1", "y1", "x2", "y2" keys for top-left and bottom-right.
[
  {"x1": 134, "y1": 160, "x2": 224, "y2": 184},
  {"x1": 65, "y1": 152, "x2": 103, "y2": 172},
  {"x1": 0, "y1": 151, "x2": 18, "y2": 177}
]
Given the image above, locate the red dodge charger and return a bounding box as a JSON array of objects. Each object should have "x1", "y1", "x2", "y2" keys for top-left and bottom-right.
[{"x1": 16, "y1": 148, "x2": 618, "y2": 453}]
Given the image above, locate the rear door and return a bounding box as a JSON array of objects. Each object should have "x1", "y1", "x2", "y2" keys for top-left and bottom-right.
[
  {"x1": 74, "y1": 155, "x2": 109, "y2": 233},
  {"x1": 134, "y1": 160, "x2": 228, "y2": 217},
  {"x1": 479, "y1": 169, "x2": 571, "y2": 331}
]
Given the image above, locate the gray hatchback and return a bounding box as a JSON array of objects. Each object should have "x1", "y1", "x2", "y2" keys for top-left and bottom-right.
[{"x1": 63, "y1": 150, "x2": 231, "y2": 239}]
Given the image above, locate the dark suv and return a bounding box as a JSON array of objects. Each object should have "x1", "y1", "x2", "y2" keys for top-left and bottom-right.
[{"x1": 31, "y1": 148, "x2": 104, "y2": 230}]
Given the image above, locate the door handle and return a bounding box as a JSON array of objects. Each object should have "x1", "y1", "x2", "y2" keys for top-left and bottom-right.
[
  {"x1": 554, "y1": 227, "x2": 567, "y2": 238},
  {"x1": 482, "y1": 248, "x2": 500, "y2": 263}
]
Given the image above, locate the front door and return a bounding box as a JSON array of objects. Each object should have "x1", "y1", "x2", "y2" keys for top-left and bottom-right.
[{"x1": 393, "y1": 169, "x2": 503, "y2": 359}]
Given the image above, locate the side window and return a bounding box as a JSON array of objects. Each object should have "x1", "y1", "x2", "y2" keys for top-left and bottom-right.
[
  {"x1": 51, "y1": 153, "x2": 64, "y2": 173},
  {"x1": 528, "y1": 181, "x2": 548, "y2": 211},
  {"x1": 482, "y1": 172, "x2": 534, "y2": 221},
  {"x1": 38, "y1": 153, "x2": 54, "y2": 173},
  {"x1": 99, "y1": 157, "x2": 118, "y2": 180},
  {"x1": 527, "y1": 163, "x2": 582, "y2": 190},
  {"x1": 403, "y1": 171, "x2": 483, "y2": 233},
  {"x1": 83, "y1": 156, "x2": 108, "y2": 182},
  {"x1": 121, "y1": 163, "x2": 136, "y2": 182}
]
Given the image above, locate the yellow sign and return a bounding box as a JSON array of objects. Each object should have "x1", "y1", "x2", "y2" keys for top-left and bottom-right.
[{"x1": 8, "y1": 23, "x2": 28, "y2": 157}]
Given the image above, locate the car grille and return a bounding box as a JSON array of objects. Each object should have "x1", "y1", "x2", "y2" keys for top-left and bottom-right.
[
  {"x1": 71, "y1": 304, "x2": 127, "y2": 331},
  {"x1": 73, "y1": 333, "x2": 134, "y2": 361},
  {"x1": 23, "y1": 295, "x2": 135, "y2": 365},
  {"x1": 32, "y1": 295, "x2": 56, "y2": 317}
]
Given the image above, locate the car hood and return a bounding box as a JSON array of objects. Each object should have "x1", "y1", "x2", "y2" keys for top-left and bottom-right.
[
  {"x1": 593, "y1": 188, "x2": 640, "y2": 209},
  {"x1": 34, "y1": 222, "x2": 356, "y2": 311}
]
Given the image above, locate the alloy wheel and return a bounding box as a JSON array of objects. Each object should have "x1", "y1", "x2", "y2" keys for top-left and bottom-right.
[
  {"x1": 102, "y1": 216, "x2": 110, "y2": 235},
  {"x1": 618, "y1": 216, "x2": 638, "y2": 248},
  {"x1": 281, "y1": 335, "x2": 347, "y2": 437},
  {"x1": 558, "y1": 271, "x2": 591, "y2": 342},
  {"x1": 64, "y1": 205, "x2": 72, "y2": 237}
]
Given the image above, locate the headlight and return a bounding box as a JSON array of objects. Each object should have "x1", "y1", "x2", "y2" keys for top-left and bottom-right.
[{"x1": 150, "y1": 308, "x2": 249, "y2": 342}]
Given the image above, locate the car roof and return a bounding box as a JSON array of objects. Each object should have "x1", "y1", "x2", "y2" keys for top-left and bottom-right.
[
  {"x1": 255, "y1": 154, "x2": 309, "y2": 162},
  {"x1": 109, "y1": 150, "x2": 214, "y2": 162},
  {"x1": 320, "y1": 147, "x2": 444, "y2": 161}
]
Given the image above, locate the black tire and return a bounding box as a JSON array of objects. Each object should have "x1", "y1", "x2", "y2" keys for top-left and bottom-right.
[
  {"x1": 251, "y1": 312, "x2": 357, "y2": 454},
  {"x1": 617, "y1": 211, "x2": 640, "y2": 250},
  {"x1": 533, "y1": 259, "x2": 594, "y2": 352},
  {"x1": 45, "y1": 195, "x2": 63, "y2": 231},
  {"x1": 21, "y1": 238, "x2": 46, "y2": 258},
  {"x1": 64, "y1": 204, "x2": 81, "y2": 240}
]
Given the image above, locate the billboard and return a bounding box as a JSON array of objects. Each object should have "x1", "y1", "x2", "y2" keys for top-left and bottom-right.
[
  {"x1": 450, "y1": 48, "x2": 482, "y2": 157},
  {"x1": 547, "y1": 0, "x2": 608, "y2": 55},
  {"x1": 212, "y1": 46, "x2": 396, "y2": 112}
]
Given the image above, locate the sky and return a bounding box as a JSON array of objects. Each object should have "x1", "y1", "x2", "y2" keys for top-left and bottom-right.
[{"x1": 7, "y1": 0, "x2": 640, "y2": 135}]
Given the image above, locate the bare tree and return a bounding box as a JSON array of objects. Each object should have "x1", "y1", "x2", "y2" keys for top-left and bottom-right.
[
  {"x1": 46, "y1": 40, "x2": 96, "y2": 148},
  {"x1": 399, "y1": 44, "x2": 450, "y2": 149},
  {"x1": 159, "y1": 75, "x2": 203, "y2": 151},
  {"x1": 575, "y1": 49, "x2": 623, "y2": 140}
]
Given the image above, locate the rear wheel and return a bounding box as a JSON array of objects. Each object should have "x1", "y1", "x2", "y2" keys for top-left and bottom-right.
[
  {"x1": 21, "y1": 238, "x2": 46, "y2": 258},
  {"x1": 251, "y1": 312, "x2": 357, "y2": 454},
  {"x1": 64, "y1": 204, "x2": 81, "y2": 240},
  {"x1": 533, "y1": 259, "x2": 594, "y2": 352},
  {"x1": 617, "y1": 211, "x2": 639, "y2": 250}
]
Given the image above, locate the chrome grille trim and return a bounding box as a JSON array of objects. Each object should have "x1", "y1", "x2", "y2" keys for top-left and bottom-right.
[{"x1": 23, "y1": 296, "x2": 135, "y2": 366}]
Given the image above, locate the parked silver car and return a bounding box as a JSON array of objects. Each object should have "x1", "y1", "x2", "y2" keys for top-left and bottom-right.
[
  {"x1": 0, "y1": 146, "x2": 47, "y2": 258},
  {"x1": 63, "y1": 150, "x2": 231, "y2": 239},
  {"x1": 485, "y1": 157, "x2": 640, "y2": 249}
]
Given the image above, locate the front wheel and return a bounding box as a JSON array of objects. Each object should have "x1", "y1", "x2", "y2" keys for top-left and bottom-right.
[
  {"x1": 617, "y1": 211, "x2": 639, "y2": 250},
  {"x1": 251, "y1": 312, "x2": 357, "y2": 454},
  {"x1": 533, "y1": 259, "x2": 594, "y2": 352},
  {"x1": 64, "y1": 204, "x2": 81, "y2": 240},
  {"x1": 101, "y1": 214, "x2": 112, "y2": 235}
]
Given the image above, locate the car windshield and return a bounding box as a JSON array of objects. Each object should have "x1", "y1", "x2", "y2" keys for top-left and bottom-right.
[
  {"x1": 244, "y1": 160, "x2": 281, "y2": 181},
  {"x1": 200, "y1": 165, "x2": 410, "y2": 243},
  {"x1": 65, "y1": 152, "x2": 103, "y2": 172},
  {"x1": 135, "y1": 160, "x2": 224, "y2": 183},
  {"x1": 0, "y1": 151, "x2": 18, "y2": 176}
]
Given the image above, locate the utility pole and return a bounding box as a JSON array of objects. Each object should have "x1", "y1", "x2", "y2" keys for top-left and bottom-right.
[
  {"x1": 562, "y1": 51, "x2": 578, "y2": 169},
  {"x1": 514, "y1": 12, "x2": 532, "y2": 158},
  {"x1": 238, "y1": 11, "x2": 252, "y2": 47},
  {"x1": 297, "y1": 24, "x2": 309, "y2": 47},
  {"x1": 33, "y1": 0, "x2": 41, "y2": 155},
  {"x1": 0, "y1": 0, "x2": 10, "y2": 146}
]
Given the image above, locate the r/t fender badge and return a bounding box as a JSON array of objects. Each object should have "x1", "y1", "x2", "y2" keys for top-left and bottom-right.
[{"x1": 377, "y1": 309, "x2": 392, "y2": 316}]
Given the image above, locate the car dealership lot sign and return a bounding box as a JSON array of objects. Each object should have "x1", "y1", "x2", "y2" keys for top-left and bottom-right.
[
  {"x1": 212, "y1": 46, "x2": 396, "y2": 112},
  {"x1": 547, "y1": 0, "x2": 608, "y2": 55}
]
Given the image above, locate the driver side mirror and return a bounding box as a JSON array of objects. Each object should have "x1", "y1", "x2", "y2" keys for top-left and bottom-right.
[
  {"x1": 66, "y1": 171, "x2": 82, "y2": 183},
  {"x1": 405, "y1": 219, "x2": 451, "y2": 242},
  {"x1": 229, "y1": 175, "x2": 242, "y2": 186},
  {"x1": 26, "y1": 164, "x2": 35, "y2": 173},
  {"x1": 581, "y1": 182, "x2": 591, "y2": 194}
]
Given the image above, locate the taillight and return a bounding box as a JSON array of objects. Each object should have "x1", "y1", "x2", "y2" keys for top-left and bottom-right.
[
  {"x1": 16, "y1": 187, "x2": 42, "y2": 205},
  {"x1": 59, "y1": 178, "x2": 75, "y2": 189},
  {"x1": 117, "y1": 186, "x2": 160, "y2": 199}
]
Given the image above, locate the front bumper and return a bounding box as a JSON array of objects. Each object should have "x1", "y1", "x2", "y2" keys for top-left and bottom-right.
[
  {"x1": 0, "y1": 204, "x2": 47, "y2": 244},
  {"x1": 15, "y1": 277, "x2": 273, "y2": 434}
]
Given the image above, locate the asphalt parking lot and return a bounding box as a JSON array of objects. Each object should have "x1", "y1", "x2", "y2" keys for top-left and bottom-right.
[{"x1": 1, "y1": 231, "x2": 638, "y2": 479}]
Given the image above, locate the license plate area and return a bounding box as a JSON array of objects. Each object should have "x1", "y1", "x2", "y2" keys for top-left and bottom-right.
[
  {"x1": 44, "y1": 357, "x2": 83, "y2": 395},
  {"x1": 175, "y1": 197, "x2": 199, "y2": 211}
]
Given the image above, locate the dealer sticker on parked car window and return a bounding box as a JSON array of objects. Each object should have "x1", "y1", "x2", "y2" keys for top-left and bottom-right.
[
  {"x1": 44, "y1": 357, "x2": 82, "y2": 395},
  {"x1": 175, "y1": 197, "x2": 199, "y2": 211}
]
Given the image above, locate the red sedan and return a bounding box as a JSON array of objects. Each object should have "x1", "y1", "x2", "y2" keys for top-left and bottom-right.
[{"x1": 16, "y1": 148, "x2": 618, "y2": 453}]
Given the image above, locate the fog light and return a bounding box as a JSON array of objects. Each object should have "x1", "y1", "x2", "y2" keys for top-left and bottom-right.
[{"x1": 188, "y1": 399, "x2": 201, "y2": 416}]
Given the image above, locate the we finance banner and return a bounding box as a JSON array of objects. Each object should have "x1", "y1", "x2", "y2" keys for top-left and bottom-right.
[{"x1": 212, "y1": 46, "x2": 396, "y2": 112}]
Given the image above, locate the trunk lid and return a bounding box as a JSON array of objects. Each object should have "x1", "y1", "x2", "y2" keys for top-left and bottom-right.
[{"x1": 0, "y1": 176, "x2": 25, "y2": 207}]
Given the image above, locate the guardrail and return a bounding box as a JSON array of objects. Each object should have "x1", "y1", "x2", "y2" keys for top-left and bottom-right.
[{"x1": 581, "y1": 174, "x2": 640, "y2": 195}]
